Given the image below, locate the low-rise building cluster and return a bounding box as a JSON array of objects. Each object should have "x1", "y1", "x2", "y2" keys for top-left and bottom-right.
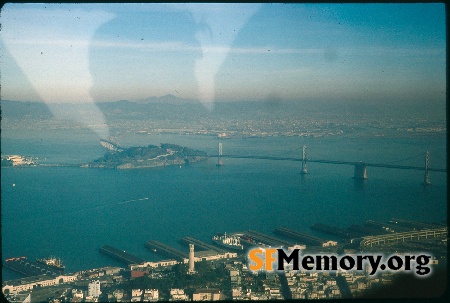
[
  {"x1": 226, "y1": 262, "x2": 284, "y2": 300},
  {"x1": 3, "y1": 253, "x2": 436, "y2": 302},
  {"x1": 286, "y1": 270, "x2": 341, "y2": 299}
]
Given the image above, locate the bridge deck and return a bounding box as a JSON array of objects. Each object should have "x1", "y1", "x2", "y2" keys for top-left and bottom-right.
[{"x1": 210, "y1": 155, "x2": 446, "y2": 172}]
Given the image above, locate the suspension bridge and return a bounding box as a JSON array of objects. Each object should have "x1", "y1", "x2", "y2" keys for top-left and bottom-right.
[{"x1": 211, "y1": 144, "x2": 446, "y2": 184}]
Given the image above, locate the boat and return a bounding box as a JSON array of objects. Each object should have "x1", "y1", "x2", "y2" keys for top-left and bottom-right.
[
  {"x1": 212, "y1": 232, "x2": 245, "y2": 251},
  {"x1": 239, "y1": 234, "x2": 267, "y2": 247},
  {"x1": 36, "y1": 256, "x2": 65, "y2": 271}
]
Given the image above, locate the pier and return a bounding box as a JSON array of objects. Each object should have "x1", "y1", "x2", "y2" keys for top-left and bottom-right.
[
  {"x1": 274, "y1": 227, "x2": 327, "y2": 246},
  {"x1": 364, "y1": 220, "x2": 411, "y2": 233},
  {"x1": 361, "y1": 227, "x2": 448, "y2": 247},
  {"x1": 242, "y1": 230, "x2": 294, "y2": 248},
  {"x1": 3, "y1": 257, "x2": 62, "y2": 277},
  {"x1": 145, "y1": 240, "x2": 188, "y2": 261},
  {"x1": 347, "y1": 224, "x2": 389, "y2": 237},
  {"x1": 99, "y1": 245, "x2": 144, "y2": 265},
  {"x1": 388, "y1": 218, "x2": 446, "y2": 230},
  {"x1": 311, "y1": 223, "x2": 359, "y2": 239},
  {"x1": 179, "y1": 237, "x2": 225, "y2": 253}
]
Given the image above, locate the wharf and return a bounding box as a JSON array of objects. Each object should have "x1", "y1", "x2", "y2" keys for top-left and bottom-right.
[
  {"x1": 365, "y1": 220, "x2": 411, "y2": 233},
  {"x1": 347, "y1": 224, "x2": 389, "y2": 237},
  {"x1": 311, "y1": 223, "x2": 358, "y2": 239},
  {"x1": 145, "y1": 240, "x2": 188, "y2": 261},
  {"x1": 3, "y1": 257, "x2": 62, "y2": 277},
  {"x1": 179, "y1": 237, "x2": 226, "y2": 253},
  {"x1": 242, "y1": 230, "x2": 293, "y2": 248},
  {"x1": 99, "y1": 245, "x2": 144, "y2": 265},
  {"x1": 389, "y1": 218, "x2": 446, "y2": 230},
  {"x1": 274, "y1": 227, "x2": 325, "y2": 246}
]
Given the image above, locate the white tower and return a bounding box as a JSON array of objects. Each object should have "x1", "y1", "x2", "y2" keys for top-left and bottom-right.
[
  {"x1": 423, "y1": 151, "x2": 431, "y2": 185},
  {"x1": 217, "y1": 142, "x2": 224, "y2": 166},
  {"x1": 188, "y1": 244, "x2": 195, "y2": 274},
  {"x1": 301, "y1": 145, "x2": 307, "y2": 174}
]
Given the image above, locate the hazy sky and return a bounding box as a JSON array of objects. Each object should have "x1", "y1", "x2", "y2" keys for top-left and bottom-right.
[{"x1": 1, "y1": 3, "x2": 446, "y2": 107}]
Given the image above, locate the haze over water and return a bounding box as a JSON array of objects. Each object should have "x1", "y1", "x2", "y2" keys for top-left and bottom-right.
[{"x1": 1, "y1": 123, "x2": 446, "y2": 281}]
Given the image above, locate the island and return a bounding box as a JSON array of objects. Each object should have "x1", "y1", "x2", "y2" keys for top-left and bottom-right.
[
  {"x1": 83, "y1": 143, "x2": 209, "y2": 169},
  {"x1": 1, "y1": 155, "x2": 37, "y2": 167}
]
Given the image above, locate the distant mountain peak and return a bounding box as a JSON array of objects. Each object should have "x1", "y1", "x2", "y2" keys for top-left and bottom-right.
[{"x1": 136, "y1": 94, "x2": 196, "y2": 104}]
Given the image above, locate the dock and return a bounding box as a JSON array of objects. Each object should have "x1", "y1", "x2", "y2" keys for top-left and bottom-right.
[
  {"x1": 179, "y1": 237, "x2": 226, "y2": 253},
  {"x1": 145, "y1": 240, "x2": 188, "y2": 261},
  {"x1": 365, "y1": 220, "x2": 411, "y2": 233},
  {"x1": 274, "y1": 227, "x2": 326, "y2": 246},
  {"x1": 3, "y1": 257, "x2": 62, "y2": 277},
  {"x1": 242, "y1": 230, "x2": 293, "y2": 247},
  {"x1": 99, "y1": 245, "x2": 144, "y2": 265},
  {"x1": 311, "y1": 223, "x2": 358, "y2": 239},
  {"x1": 389, "y1": 218, "x2": 446, "y2": 230},
  {"x1": 347, "y1": 224, "x2": 389, "y2": 237}
]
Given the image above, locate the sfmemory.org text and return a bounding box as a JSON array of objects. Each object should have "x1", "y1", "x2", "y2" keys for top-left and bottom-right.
[{"x1": 248, "y1": 248, "x2": 432, "y2": 276}]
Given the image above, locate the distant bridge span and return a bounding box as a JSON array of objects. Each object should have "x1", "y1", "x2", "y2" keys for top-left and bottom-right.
[{"x1": 210, "y1": 154, "x2": 447, "y2": 173}]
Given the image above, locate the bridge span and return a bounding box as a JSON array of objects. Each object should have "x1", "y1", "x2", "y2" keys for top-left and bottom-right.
[
  {"x1": 211, "y1": 144, "x2": 446, "y2": 183},
  {"x1": 360, "y1": 227, "x2": 447, "y2": 247},
  {"x1": 210, "y1": 154, "x2": 446, "y2": 172}
]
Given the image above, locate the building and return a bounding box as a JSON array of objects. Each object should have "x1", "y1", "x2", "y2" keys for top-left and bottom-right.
[
  {"x1": 130, "y1": 259, "x2": 178, "y2": 271},
  {"x1": 84, "y1": 295, "x2": 99, "y2": 302},
  {"x1": 4, "y1": 155, "x2": 35, "y2": 166},
  {"x1": 143, "y1": 289, "x2": 159, "y2": 302},
  {"x1": 131, "y1": 289, "x2": 143, "y2": 301},
  {"x1": 113, "y1": 289, "x2": 124, "y2": 301},
  {"x1": 71, "y1": 289, "x2": 84, "y2": 303},
  {"x1": 182, "y1": 250, "x2": 238, "y2": 264},
  {"x1": 2, "y1": 274, "x2": 77, "y2": 295},
  {"x1": 4, "y1": 293, "x2": 31, "y2": 303},
  {"x1": 131, "y1": 267, "x2": 150, "y2": 278},
  {"x1": 103, "y1": 267, "x2": 122, "y2": 276},
  {"x1": 88, "y1": 280, "x2": 101, "y2": 298},
  {"x1": 169, "y1": 289, "x2": 189, "y2": 301},
  {"x1": 322, "y1": 240, "x2": 338, "y2": 247},
  {"x1": 192, "y1": 289, "x2": 223, "y2": 301}
]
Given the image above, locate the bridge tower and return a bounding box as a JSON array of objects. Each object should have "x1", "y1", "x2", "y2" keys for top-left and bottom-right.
[
  {"x1": 301, "y1": 146, "x2": 307, "y2": 174},
  {"x1": 423, "y1": 151, "x2": 430, "y2": 185},
  {"x1": 354, "y1": 162, "x2": 367, "y2": 180},
  {"x1": 216, "y1": 142, "x2": 224, "y2": 166}
]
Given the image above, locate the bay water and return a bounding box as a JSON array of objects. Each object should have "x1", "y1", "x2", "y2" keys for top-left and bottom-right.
[{"x1": 1, "y1": 129, "x2": 447, "y2": 281}]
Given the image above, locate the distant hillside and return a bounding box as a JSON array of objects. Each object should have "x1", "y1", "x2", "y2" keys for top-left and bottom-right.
[
  {"x1": 1, "y1": 97, "x2": 445, "y2": 122},
  {"x1": 135, "y1": 94, "x2": 197, "y2": 104},
  {"x1": 1, "y1": 100, "x2": 53, "y2": 119}
]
